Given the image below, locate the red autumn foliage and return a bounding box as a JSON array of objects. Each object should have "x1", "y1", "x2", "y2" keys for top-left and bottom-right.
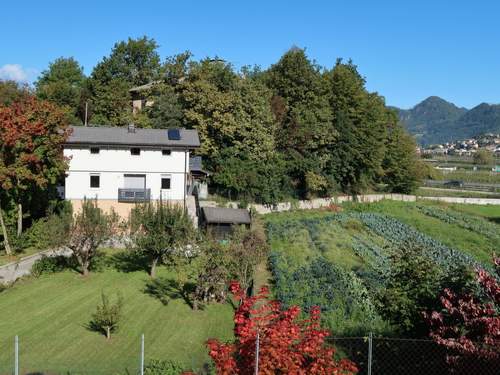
[
  {"x1": 426, "y1": 257, "x2": 500, "y2": 368},
  {"x1": 0, "y1": 95, "x2": 71, "y2": 192},
  {"x1": 207, "y1": 281, "x2": 358, "y2": 375}
]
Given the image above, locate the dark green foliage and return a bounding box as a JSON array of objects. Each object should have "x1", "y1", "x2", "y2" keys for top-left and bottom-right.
[
  {"x1": 326, "y1": 60, "x2": 388, "y2": 194},
  {"x1": 144, "y1": 359, "x2": 185, "y2": 375},
  {"x1": 382, "y1": 119, "x2": 421, "y2": 194},
  {"x1": 35, "y1": 57, "x2": 86, "y2": 124},
  {"x1": 88, "y1": 36, "x2": 161, "y2": 125},
  {"x1": 31, "y1": 255, "x2": 70, "y2": 277},
  {"x1": 24, "y1": 209, "x2": 72, "y2": 250},
  {"x1": 145, "y1": 84, "x2": 183, "y2": 129},
  {"x1": 89, "y1": 291, "x2": 124, "y2": 339}
]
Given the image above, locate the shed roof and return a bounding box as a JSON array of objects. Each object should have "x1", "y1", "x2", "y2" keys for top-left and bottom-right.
[
  {"x1": 66, "y1": 125, "x2": 200, "y2": 148},
  {"x1": 202, "y1": 207, "x2": 251, "y2": 225}
]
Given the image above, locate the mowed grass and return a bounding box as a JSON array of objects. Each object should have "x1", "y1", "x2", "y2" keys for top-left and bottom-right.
[{"x1": 0, "y1": 260, "x2": 234, "y2": 374}]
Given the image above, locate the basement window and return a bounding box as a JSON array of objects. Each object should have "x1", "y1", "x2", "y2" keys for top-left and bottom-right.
[
  {"x1": 162, "y1": 149, "x2": 171, "y2": 156},
  {"x1": 90, "y1": 147, "x2": 100, "y2": 154},
  {"x1": 90, "y1": 174, "x2": 100, "y2": 188},
  {"x1": 130, "y1": 148, "x2": 141, "y2": 156}
]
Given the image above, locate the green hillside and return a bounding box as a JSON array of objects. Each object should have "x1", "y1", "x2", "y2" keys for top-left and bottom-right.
[{"x1": 396, "y1": 96, "x2": 500, "y2": 144}]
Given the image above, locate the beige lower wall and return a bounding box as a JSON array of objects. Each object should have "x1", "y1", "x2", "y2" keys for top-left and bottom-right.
[{"x1": 69, "y1": 199, "x2": 184, "y2": 219}]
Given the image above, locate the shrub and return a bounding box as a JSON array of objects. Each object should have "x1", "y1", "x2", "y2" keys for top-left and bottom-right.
[
  {"x1": 144, "y1": 359, "x2": 185, "y2": 375},
  {"x1": 31, "y1": 255, "x2": 69, "y2": 277},
  {"x1": 89, "y1": 291, "x2": 123, "y2": 339},
  {"x1": 25, "y1": 212, "x2": 71, "y2": 250}
]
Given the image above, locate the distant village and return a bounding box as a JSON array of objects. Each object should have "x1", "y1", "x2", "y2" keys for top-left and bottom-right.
[{"x1": 418, "y1": 133, "x2": 500, "y2": 157}]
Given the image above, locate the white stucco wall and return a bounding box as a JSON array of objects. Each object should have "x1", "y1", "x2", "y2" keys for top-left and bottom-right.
[{"x1": 64, "y1": 146, "x2": 190, "y2": 200}]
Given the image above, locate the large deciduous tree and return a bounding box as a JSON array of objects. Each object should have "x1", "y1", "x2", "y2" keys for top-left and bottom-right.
[
  {"x1": 207, "y1": 282, "x2": 358, "y2": 374},
  {"x1": 326, "y1": 60, "x2": 388, "y2": 194},
  {"x1": 0, "y1": 96, "x2": 70, "y2": 242},
  {"x1": 35, "y1": 57, "x2": 86, "y2": 124},
  {"x1": 89, "y1": 36, "x2": 161, "y2": 125},
  {"x1": 264, "y1": 48, "x2": 335, "y2": 198}
]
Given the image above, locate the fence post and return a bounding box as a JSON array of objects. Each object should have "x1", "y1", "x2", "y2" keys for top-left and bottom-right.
[
  {"x1": 254, "y1": 331, "x2": 260, "y2": 375},
  {"x1": 14, "y1": 335, "x2": 19, "y2": 375},
  {"x1": 140, "y1": 334, "x2": 144, "y2": 375},
  {"x1": 367, "y1": 332, "x2": 373, "y2": 375}
]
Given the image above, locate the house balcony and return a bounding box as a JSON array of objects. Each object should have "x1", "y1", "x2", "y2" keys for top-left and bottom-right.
[{"x1": 118, "y1": 188, "x2": 151, "y2": 203}]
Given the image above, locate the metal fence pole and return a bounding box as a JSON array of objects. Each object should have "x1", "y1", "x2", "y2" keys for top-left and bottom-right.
[
  {"x1": 140, "y1": 334, "x2": 145, "y2": 375},
  {"x1": 367, "y1": 332, "x2": 373, "y2": 375},
  {"x1": 14, "y1": 335, "x2": 19, "y2": 375},
  {"x1": 254, "y1": 331, "x2": 260, "y2": 375}
]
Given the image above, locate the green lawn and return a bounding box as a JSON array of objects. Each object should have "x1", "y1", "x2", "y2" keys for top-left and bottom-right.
[{"x1": 0, "y1": 258, "x2": 234, "y2": 374}]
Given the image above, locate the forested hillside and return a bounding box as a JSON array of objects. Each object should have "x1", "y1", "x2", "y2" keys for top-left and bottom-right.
[{"x1": 396, "y1": 96, "x2": 500, "y2": 145}]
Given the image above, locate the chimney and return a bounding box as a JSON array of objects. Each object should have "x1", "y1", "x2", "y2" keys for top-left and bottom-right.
[{"x1": 128, "y1": 123, "x2": 136, "y2": 133}]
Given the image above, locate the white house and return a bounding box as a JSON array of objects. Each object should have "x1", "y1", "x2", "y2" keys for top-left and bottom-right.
[{"x1": 63, "y1": 124, "x2": 200, "y2": 217}]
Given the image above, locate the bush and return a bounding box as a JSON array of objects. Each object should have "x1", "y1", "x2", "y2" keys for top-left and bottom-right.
[
  {"x1": 89, "y1": 292, "x2": 123, "y2": 339},
  {"x1": 31, "y1": 255, "x2": 69, "y2": 277},
  {"x1": 144, "y1": 359, "x2": 185, "y2": 375},
  {"x1": 25, "y1": 212, "x2": 71, "y2": 250}
]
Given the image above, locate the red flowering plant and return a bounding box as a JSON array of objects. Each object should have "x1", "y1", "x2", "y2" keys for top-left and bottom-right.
[
  {"x1": 207, "y1": 281, "x2": 358, "y2": 374},
  {"x1": 426, "y1": 257, "x2": 500, "y2": 369}
]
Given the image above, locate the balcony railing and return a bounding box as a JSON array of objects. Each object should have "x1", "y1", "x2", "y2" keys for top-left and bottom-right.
[{"x1": 118, "y1": 188, "x2": 151, "y2": 203}]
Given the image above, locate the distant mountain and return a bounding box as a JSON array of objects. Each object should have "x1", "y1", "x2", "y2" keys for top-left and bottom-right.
[{"x1": 394, "y1": 96, "x2": 500, "y2": 145}]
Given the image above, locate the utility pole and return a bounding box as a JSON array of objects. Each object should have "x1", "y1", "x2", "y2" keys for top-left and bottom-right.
[
  {"x1": 84, "y1": 101, "x2": 88, "y2": 126},
  {"x1": 254, "y1": 331, "x2": 260, "y2": 375},
  {"x1": 140, "y1": 334, "x2": 144, "y2": 375}
]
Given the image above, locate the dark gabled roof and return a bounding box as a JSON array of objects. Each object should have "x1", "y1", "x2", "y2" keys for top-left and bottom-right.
[
  {"x1": 66, "y1": 125, "x2": 200, "y2": 148},
  {"x1": 202, "y1": 207, "x2": 251, "y2": 225},
  {"x1": 189, "y1": 156, "x2": 210, "y2": 175}
]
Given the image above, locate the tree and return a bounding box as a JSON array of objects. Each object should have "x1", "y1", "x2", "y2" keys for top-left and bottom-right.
[
  {"x1": 264, "y1": 48, "x2": 335, "y2": 197},
  {"x1": 192, "y1": 239, "x2": 232, "y2": 309},
  {"x1": 35, "y1": 57, "x2": 86, "y2": 124},
  {"x1": 382, "y1": 118, "x2": 421, "y2": 194},
  {"x1": 130, "y1": 202, "x2": 195, "y2": 278},
  {"x1": 326, "y1": 60, "x2": 388, "y2": 194},
  {"x1": 426, "y1": 258, "x2": 500, "y2": 370},
  {"x1": 89, "y1": 36, "x2": 161, "y2": 125},
  {"x1": 473, "y1": 149, "x2": 494, "y2": 165},
  {"x1": 207, "y1": 282, "x2": 358, "y2": 374},
  {"x1": 67, "y1": 199, "x2": 119, "y2": 276},
  {"x1": 227, "y1": 225, "x2": 269, "y2": 293},
  {"x1": 90, "y1": 291, "x2": 124, "y2": 339},
  {"x1": 377, "y1": 242, "x2": 444, "y2": 336},
  {"x1": 0, "y1": 96, "x2": 70, "y2": 238},
  {"x1": 144, "y1": 83, "x2": 183, "y2": 129},
  {"x1": 0, "y1": 80, "x2": 30, "y2": 106}
]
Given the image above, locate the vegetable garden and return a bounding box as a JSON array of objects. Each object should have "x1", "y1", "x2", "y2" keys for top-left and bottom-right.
[{"x1": 264, "y1": 201, "x2": 499, "y2": 336}]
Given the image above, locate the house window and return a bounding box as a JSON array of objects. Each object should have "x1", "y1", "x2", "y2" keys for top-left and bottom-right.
[
  {"x1": 162, "y1": 149, "x2": 171, "y2": 156},
  {"x1": 90, "y1": 174, "x2": 100, "y2": 188},
  {"x1": 131, "y1": 148, "x2": 141, "y2": 155},
  {"x1": 161, "y1": 176, "x2": 171, "y2": 190},
  {"x1": 90, "y1": 147, "x2": 100, "y2": 154}
]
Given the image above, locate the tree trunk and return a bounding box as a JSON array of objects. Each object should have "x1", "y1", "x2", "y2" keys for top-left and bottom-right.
[
  {"x1": 82, "y1": 261, "x2": 90, "y2": 277},
  {"x1": 150, "y1": 257, "x2": 159, "y2": 278},
  {"x1": 17, "y1": 202, "x2": 22, "y2": 237},
  {"x1": 106, "y1": 326, "x2": 111, "y2": 340},
  {"x1": 0, "y1": 207, "x2": 12, "y2": 255}
]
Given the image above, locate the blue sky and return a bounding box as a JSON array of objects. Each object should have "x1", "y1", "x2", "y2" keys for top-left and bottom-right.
[{"x1": 0, "y1": 1, "x2": 498, "y2": 109}]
